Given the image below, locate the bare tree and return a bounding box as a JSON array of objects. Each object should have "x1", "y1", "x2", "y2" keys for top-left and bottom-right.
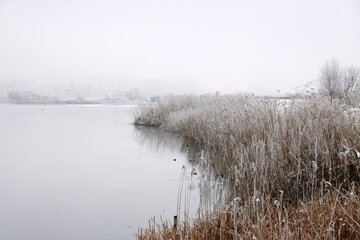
[
  {"x1": 343, "y1": 66, "x2": 360, "y2": 102},
  {"x1": 318, "y1": 59, "x2": 343, "y2": 103}
]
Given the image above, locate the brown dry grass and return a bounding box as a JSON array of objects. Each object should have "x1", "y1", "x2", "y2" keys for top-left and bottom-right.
[{"x1": 137, "y1": 191, "x2": 360, "y2": 240}]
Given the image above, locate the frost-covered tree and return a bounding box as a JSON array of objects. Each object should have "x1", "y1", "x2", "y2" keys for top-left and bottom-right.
[
  {"x1": 125, "y1": 88, "x2": 143, "y2": 100},
  {"x1": 318, "y1": 59, "x2": 343, "y2": 103},
  {"x1": 343, "y1": 66, "x2": 360, "y2": 103}
]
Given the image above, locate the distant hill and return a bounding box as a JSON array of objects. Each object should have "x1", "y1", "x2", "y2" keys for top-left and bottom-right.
[
  {"x1": 284, "y1": 80, "x2": 318, "y2": 97},
  {"x1": 0, "y1": 80, "x2": 146, "y2": 104}
]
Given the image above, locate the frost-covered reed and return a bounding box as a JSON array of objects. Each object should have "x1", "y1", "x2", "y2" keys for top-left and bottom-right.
[{"x1": 135, "y1": 94, "x2": 360, "y2": 239}]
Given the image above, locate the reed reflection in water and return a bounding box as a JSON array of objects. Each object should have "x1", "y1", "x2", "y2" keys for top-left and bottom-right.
[{"x1": 133, "y1": 125, "x2": 228, "y2": 219}]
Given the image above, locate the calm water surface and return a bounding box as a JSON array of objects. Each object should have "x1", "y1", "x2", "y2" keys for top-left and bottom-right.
[{"x1": 0, "y1": 104, "x2": 202, "y2": 240}]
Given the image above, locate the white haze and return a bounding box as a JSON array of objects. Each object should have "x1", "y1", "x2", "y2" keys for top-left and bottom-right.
[{"x1": 0, "y1": 0, "x2": 360, "y2": 95}]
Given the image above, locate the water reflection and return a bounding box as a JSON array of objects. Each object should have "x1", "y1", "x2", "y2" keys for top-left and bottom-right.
[
  {"x1": 0, "y1": 105, "x2": 227, "y2": 240},
  {"x1": 133, "y1": 125, "x2": 202, "y2": 167},
  {"x1": 133, "y1": 125, "x2": 228, "y2": 215}
]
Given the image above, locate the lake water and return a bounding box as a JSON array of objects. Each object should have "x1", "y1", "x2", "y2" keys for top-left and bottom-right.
[{"x1": 0, "y1": 104, "x2": 204, "y2": 240}]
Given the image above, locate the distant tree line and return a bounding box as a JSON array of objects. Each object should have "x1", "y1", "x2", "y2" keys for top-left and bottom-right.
[
  {"x1": 319, "y1": 59, "x2": 360, "y2": 104},
  {"x1": 6, "y1": 88, "x2": 146, "y2": 104},
  {"x1": 7, "y1": 90, "x2": 55, "y2": 104}
]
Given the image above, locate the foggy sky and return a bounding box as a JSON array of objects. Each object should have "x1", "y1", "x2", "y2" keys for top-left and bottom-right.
[{"x1": 0, "y1": 0, "x2": 360, "y2": 95}]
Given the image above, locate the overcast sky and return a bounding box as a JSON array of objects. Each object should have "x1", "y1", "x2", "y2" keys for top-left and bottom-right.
[{"x1": 0, "y1": 0, "x2": 360, "y2": 95}]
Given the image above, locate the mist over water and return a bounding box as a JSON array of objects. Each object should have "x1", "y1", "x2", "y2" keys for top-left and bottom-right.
[
  {"x1": 1, "y1": 0, "x2": 360, "y2": 239},
  {"x1": 0, "y1": 104, "x2": 203, "y2": 240}
]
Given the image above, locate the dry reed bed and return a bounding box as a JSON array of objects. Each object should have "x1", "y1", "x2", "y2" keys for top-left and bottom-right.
[
  {"x1": 137, "y1": 191, "x2": 360, "y2": 239},
  {"x1": 135, "y1": 94, "x2": 360, "y2": 239}
]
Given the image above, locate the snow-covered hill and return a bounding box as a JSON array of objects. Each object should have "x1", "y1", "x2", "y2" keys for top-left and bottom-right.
[{"x1": 286, "y1": 80, "x2": 318, "y2": 97}]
